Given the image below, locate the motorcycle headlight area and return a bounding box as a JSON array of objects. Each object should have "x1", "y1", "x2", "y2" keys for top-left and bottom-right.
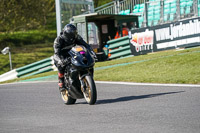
[{"x1": 72, "y1": 45, "x2": 87, "y2": 55}]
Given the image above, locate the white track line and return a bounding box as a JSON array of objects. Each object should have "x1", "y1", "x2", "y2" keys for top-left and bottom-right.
[
  {"x1": 0, "y1": 81, "x2": 56, "y2": 86},
  {"x1": 95, "y1": 81, "x2": 200, "y2": 88},
  {"x1": 0, "y1": 81, "x2": 200, "y2": 88}
]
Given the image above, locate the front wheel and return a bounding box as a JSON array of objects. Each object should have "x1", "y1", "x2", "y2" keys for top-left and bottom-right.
[
  {"x1": 82, "y1": 75, "x2": 97, "y2": 105},
  {"x1": 60, "y1": 90, "x2": 76, "y2": 105}
]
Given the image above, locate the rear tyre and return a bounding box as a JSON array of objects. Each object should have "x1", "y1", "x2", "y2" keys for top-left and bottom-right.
[
  {"x1": 82, "y1": 75, "x2": 97, "y2": 105},
  {"x1": 60, "y1": 90, "x2": 76, "y2": 105}
]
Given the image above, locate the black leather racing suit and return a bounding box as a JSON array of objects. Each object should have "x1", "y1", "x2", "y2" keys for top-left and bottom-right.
[{"x1": 53, "y1": 32, "x2": 92, "y2": 73}]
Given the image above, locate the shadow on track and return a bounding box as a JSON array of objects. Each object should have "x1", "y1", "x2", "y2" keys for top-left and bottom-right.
[{"x1": 96, "y1": 91, "x2": 185, "y2": 105}]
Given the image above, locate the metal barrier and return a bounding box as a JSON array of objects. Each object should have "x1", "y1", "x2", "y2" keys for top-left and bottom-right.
[
  {"x1": 95, "y1": 0, "x2": 145, "y2": 14},
  {"x1": 107, "y1": 36, "x2": 132, "y2": 59},
  {"x1": 94, "y1": 1, "x2": 116, "y2": 14},
  {"x1": 16, "y1": 57, "x2": 55, "y2": 77},
  {"x1": 94, "y1": 0, "x2": 200, "y2": 28},
  {"x1": 0, "y1": 57, "x2": 57, "y2": 82}
]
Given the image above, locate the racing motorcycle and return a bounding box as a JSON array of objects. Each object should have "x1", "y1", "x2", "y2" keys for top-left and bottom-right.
[{"x1": 60, "y1": 45, "x2": 97, "y2": 105}]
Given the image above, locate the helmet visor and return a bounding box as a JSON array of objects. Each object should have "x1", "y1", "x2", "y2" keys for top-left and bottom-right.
[{"x1": 63, "y1": 31, "x2": 77, "y2": 43}]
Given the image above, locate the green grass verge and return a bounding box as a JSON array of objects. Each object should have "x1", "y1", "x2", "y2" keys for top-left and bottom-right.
[
  {"x1": 0, "y1": 43, "x2": 54, "y2": 75},
  {"x1": 0, "y1": 30, "x2": 56, "y2": 75},
  {"x1": 0, "y1": 30, "x2": 56, "y2": 48},
  {"x1": 95, "y1": 47, "x2": 200, "y2": 84},
  {"x1": 1, "y1": 47, "x2": 200, "y2": 84},
  {"x1": 0, "y1": 71, "x2": 57, "y2": 84}
]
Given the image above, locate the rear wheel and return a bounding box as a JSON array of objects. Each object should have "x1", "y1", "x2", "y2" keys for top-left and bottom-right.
[
  {"x1": 60, "y1": 90, "x2": 76, "y2": 105},
  {"x1": 82, "y1": 75, "x2": 97, "y2": 105}
]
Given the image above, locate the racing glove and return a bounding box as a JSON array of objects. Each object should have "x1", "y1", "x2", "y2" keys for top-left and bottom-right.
[
  {"x1": 63, "y1": 58, "x2": 70, "y2": 65},
  {"x1": 58, "y1": 58, "x2": 70, "y2": 67},
  {"x1": 58, "y1": 59, "x2": 65, "y2": 67}
]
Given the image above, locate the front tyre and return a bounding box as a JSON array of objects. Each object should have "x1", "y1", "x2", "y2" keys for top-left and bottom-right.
[
  {"x1": 82, "y1": 75, "x2": 97, "y2": 105},
  {"x1": 60, "y1": 90, "x2": 76, "y2": 105}
]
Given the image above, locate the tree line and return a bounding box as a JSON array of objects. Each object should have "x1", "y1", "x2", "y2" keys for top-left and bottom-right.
[
  {"x1": 0, "y1": 0, "x2": 55, "y2": 32},
  {"x1": 0, "y1": 0, "x2": 112, "y2": 33}
]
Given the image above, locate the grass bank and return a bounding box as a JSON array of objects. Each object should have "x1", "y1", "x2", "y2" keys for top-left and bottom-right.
[
  {"x1": 94, "y1": 47, "x2": 200, "y2": 84},
  {"x1": 0, "y1": 30, "x2": 56, "y2": 75},
  {"x1": 0, "y1": 30, "x2": 56, "y2": 49},
  {"x1": 0, "y1": 43, "x2": 54, "y2": 75}
]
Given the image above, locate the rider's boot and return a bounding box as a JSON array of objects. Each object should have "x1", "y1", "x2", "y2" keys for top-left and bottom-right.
[{"x1": 58, "y1": 73, "x2": 66, "y2": 92}]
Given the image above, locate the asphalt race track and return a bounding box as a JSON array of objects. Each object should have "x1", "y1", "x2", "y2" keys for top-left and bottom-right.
[{"x1": 0, "y1": 81, "x2": 200, "y2": 133}]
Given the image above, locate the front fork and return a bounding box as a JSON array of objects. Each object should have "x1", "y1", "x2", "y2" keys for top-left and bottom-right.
[
  {"x1": 79, "y1": 74, "x2": 87, "y2": 92},
  {"x1": 79, "y1": 68, "x2": 93, "y2": 92}
]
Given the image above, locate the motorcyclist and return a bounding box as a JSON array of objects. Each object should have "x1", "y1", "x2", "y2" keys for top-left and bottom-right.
[{"x1": 53, "y1": 24, "x2": 96, "y2": 92}]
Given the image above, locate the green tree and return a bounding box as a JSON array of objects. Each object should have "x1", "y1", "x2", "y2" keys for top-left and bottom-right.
[
  {"x1": 0, "y1": 0, "x2": 114, "y2": 32},
  {"x1": 93, "y1": 0, "x2": 113, "y2": 8},
  {"x1": 0, "y1": 0, "x2": 55, "y2": 32}
]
